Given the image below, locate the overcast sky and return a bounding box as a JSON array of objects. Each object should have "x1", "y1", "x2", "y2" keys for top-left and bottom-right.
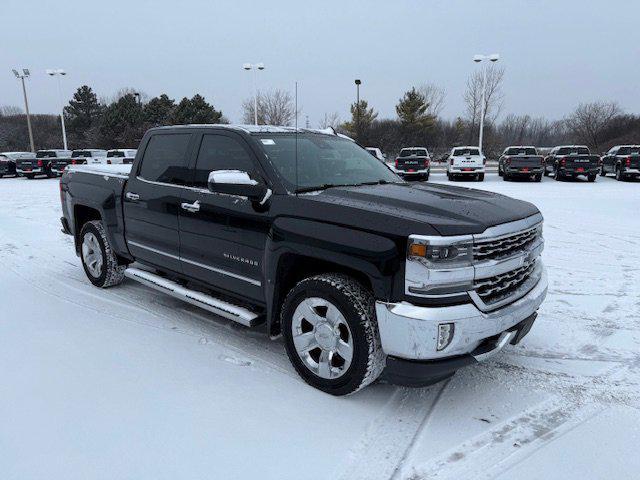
[{"x1": 2, "y1": 0, "x2": 639, "y2": 126}]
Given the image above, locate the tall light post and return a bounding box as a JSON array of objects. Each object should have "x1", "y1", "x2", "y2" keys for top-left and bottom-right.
[
  {"x1": 12, "y1": 68, "x2": 35, "y2": 153},
  {"x1": 46, "y1": 68, "x2": 68, "y2": 150},
  {"x1": 243, "y1": 62, "x2": 265, "y2": 125},
  {"x1": 473, "y1": 53, "x2": 500, "y2": 154},
  {"x1": 354, "y1": 79, "x2": 361, "y2": 142}
]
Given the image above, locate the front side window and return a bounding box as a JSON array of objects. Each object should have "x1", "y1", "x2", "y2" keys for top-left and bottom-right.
[
  {"x1": 139, "y1": 133, "x2": 191, "y2": 184},
  {"x1": 257, "y1": 133, "x2": 399, "y2": 191},
  {"x1": 192, "y1": 134, "x2": 256, "y2": 188}
]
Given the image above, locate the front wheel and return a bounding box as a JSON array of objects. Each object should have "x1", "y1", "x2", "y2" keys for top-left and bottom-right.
[
  {"x1": 281, "y1": 274, "x2": 385, "y2": 396},
  {"x1": 80, "y1": 220, "x2": 126, "y2": 288},
  {"x1": 477, "y1": 173, "x2": 485, "y2": 181}
]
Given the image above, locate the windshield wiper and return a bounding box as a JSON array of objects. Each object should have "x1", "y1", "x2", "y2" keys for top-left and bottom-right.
[{"x1": 295, "y1": 183, "x2": 343, "y2": 193}]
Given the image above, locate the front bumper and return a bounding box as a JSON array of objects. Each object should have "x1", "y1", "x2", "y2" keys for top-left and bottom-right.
[{"x1": 375, "y1": 265, "x2": 547, "y2": 362}]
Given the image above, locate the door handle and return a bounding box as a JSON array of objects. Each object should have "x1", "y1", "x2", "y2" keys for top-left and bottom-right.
[
  {"x1": 126, "y1": 192, "x2": 140, "y2": 201},
  {"x1": 181, "y1": 200, "x2": 200, "y2": 213}
]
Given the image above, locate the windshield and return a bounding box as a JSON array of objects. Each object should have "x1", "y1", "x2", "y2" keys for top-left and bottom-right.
[
  {"x1": 256, "y1": 134, "x2": 400, "y2": 192},
  {"x1": 453, "y1": 148, "x2": 480, "y2": 156},
  {"x1": 107, "y1": 151, "x2": 125, "y2": 157},
  {"x1": 505, "y1": 147, "x2": 537, "y2": 155},
  {"x1": 72, "y1": 151, "x2": 92, "y2": 157},
  {"x1": 400, "y1": 149, "x2": 428, "y2": 157},
  {"x1": 558, "y1": 147, "x2": 589, "y2": 155}
]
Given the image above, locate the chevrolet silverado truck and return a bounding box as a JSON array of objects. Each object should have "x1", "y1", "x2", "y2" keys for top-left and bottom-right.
[
  {"x1": 544, "y1": 145, "x2": 599, "y2": 182},
  {"x1": 393, "y1": 147, "x2": 430, "y2": 180},
  {"x1": 498, "y1": 146, "x2": 544, "y2": 182},
  {"x1": 17, "y1": 149, "x2": 71, "y2": 178},
  {"x1": 600, "y1": 145, "x2": 640, "y2": 181},
  {"x1": 60, "y1": 124, "x2": 547, "y2": 395},
  {"x1": 447, "y1": 146, "x2": 486, "y2": 181}
]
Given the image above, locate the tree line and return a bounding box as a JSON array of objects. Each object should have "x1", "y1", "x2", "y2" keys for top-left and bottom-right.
[{"x1": 1, "y1": 68, "x2": 639, "y2": 157}]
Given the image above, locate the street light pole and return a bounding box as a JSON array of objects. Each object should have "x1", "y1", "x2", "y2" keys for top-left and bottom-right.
[
  {"x1": 354, "y1": 79, "x2": 361, "y2": 142},
  {"x1": 12, "y1": 69, "x2": 35, "y2": 153},
  {"x1": 47, "y1": 68, "x2": 68, "y2": 150},
  {"x1": 243, "y1": 62, "x2": 265, "y2": 125},
  {"x1": 473, "y1": 54, "x2": 499, "y2": 154}
]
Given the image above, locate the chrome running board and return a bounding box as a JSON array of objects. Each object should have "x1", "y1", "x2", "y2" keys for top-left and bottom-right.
[{"x1": 124, "y1": 267, "x2": 261, "y2": 327}]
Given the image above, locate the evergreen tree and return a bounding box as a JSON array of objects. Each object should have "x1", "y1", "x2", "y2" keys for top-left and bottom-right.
[
  {"x1": 343, "y1": 100, "x2": 378, "y2": 143},
  {"x1": 64, "y1": 85, "x2": 103, "y2": 142},
  {"x1": 144, "y1": 94, "x2": 175, "y2": 127},
  {"x1": 99, "y1": 94, "x2": 144, "y2": 147},
  {"x1": 170, "y1": 94, "x2": 223, "y2": 125},
  {"x1": 395, "y1": 87, "x2": 435, "y2": 145}
]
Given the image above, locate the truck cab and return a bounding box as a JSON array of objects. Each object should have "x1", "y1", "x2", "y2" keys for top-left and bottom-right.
[{"x1": 447, "y1": 146, "x2": 485, "y2": 181}]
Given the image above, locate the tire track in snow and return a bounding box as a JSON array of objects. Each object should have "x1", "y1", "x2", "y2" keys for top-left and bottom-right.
[{"x1": 335, "y1": 380, "x2": 450, "y2": 480}]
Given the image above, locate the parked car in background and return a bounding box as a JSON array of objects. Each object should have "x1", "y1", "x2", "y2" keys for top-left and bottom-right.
[
  {"x1": 365, "y1": 147, "x2": 385, "y2": 162},
  {"x1": 106, "y1": 149, "x2": 138, "y2": 164},
  {"x1": 447, "y1": 146, "x2": 485, "y2": 181},
  {"x1": 60, "y1": 124, "x2": 546, "y2": 395},
  {"x1": 17, "y1": 149, "x2": 71, "y2": 179},
  {"x1": 544, "y1": 145, "x2": 599, "y2": 182},
  {"x1": 498, "y1": 146, "x2": 544, "y2": 182},
  {"x1": 0, "y1": 152, "x2": 33, "y2": 178},
  {"x1": 394, "y1": 147, "x2": 430, "y2": 180},
  {"x1": 600, "y1": 145, "x2": 640, "y2": 181}
]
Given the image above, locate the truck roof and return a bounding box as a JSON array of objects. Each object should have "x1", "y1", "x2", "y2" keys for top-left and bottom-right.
[{"x1": 149, "y1": 124, "x2": 354, "y2": 141}]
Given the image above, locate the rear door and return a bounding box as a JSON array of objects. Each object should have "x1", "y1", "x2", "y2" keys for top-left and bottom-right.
[
  {"x1": 123, "y1": 132, "x2": 194, "y2": 273},
  {"x1": 178, "y1": 131, "x2": 269, "y2": 302}
]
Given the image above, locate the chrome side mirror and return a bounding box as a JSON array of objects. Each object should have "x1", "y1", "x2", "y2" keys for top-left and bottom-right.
[{"x1": 207, "y1": 170, "x2": 269, "y2": 203}]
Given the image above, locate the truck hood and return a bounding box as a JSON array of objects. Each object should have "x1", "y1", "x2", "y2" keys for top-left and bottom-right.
[{"x1": 300, "y1": 182, "x2": 540, "y2": 236}]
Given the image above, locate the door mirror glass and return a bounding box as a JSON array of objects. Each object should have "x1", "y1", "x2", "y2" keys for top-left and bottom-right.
[{"x1": 207, "y1": 170, "x2": 268, "y2": 202}]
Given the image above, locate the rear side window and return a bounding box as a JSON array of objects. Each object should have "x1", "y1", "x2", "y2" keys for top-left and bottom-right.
[
  {"x1": 192, "y1": 134, "x2": 256, "y2": 188},
  {"x1": 139, "y1": 134, "x2": 192, "y2": 184}
]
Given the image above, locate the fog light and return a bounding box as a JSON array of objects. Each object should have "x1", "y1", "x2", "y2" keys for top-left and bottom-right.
[{"x1": 437, "y1": 323, "x2": 454, "y2": 351}]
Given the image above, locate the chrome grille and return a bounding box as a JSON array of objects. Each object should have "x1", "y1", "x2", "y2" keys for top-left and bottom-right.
[
  {"x1": 474, "y1": 260, "x2": 537, "y2": 306},
  {"x1": 473, "y1": 225, "x2": 539, "y2": 261}
]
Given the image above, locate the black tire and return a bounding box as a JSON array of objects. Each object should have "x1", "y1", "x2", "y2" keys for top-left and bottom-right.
[
  {"x1": 498, "y1": 166, "x2": 503, "y2": 177},
  {"x1": 503, "y1": 173, "x2": 509, "y2": 181},
  {"x1": 24, "y1": 174, "x2": 35, "y2": 179},
  {"x1": 615, "y1": 166, "x2": 625, "y2": 182},
  {"x1": 424, "y1": 173, "x2": 429, "y2": 181},
  {"x1": 599, "y1": 165, "x2": 607, "y2": 177},
  {"x1": 588, "y1": 173, "x2": 597, "y2": 182},
  {"x1": 281, "y1": 273, "x2": 385, "y2": 396},
  {"x1": 554, "y1": 168, "x2": 563, "y2": 181},
  {"x1": 79, "y1": 220, "x2": 126, "y2": 288},
  {"x1": 477, "y1": 173, "x2": 485, "y2": 181},
  {"x1": 447, "y1": 172, "x2": 452, "y2": 181},
  {"x1": 534, "y1": 173, "x2": 542, "y2": 182}
]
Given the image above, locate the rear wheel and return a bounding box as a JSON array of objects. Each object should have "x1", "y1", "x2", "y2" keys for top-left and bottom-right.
[
  {"x1": 281, "y1": 274, "x2": 385, "y2": 396},
  {"x1": 423, "y1": 173, "x2": 429, "y2": 182},
  {"x1": 447, "y1": 172, "x2": 452, "y2": 181},
  {"x1": 503, "y1": 173, "x2": 510, "y2": 181},
  {"x1": 534, "y1": 173, "x2": 542, "y2": 182},
  {"x1": 24, "y1": 174, "x2": 35, "y2": 179},
  {"x1": 587, "y1": 173, "x2": 597, "y2": 182},
  {"x1": 616, "y1": 166, "x2": 626, "y2": 181},
  {"x1": 80, "y1": 220, "x2": 126, "y2": 288},
  {"x1": 554, "y1": 168, "x2": 563, "y2": 181},
  {"x1": 599, "y1": 165, "x2": 607, "y2": 176},
  {"x1": 498, "y1": 166, "x2": 503, "y2": 177},
  {"x1": 477, "y1": 173, "x2": 484, "y2": 181}
]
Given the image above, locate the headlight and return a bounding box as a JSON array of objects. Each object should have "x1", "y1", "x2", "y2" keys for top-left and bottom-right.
[{"x1": 407, "y1": 236, "x2": 473, "y2": 269}]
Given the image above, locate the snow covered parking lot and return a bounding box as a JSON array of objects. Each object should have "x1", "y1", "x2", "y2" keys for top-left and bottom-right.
[{"x1": 1, "y1": 173, "x2": 639, "y2": 480}]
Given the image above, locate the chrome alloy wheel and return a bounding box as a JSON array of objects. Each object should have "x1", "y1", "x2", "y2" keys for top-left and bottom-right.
[
  {"x1": 81, "y1": 232, "x2": 103, "y2": 278},
  {"x1": 291, "y1": 297, "x2": 354, "y2": 379}
]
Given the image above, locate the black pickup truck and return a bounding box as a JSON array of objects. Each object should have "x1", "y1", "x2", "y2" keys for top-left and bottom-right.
[
  {"x1": 60, "y1": 125, "x2": 547, "y2": 395},
  {"x1": 544, "y1": 145, "x2": 599, "y2": 182},
  {"x1": 498, "y1": 146, "x2": 544, "y2": 182},
  {"x1": 600, "y1": 145, "x2": 640, "y2": 181}
]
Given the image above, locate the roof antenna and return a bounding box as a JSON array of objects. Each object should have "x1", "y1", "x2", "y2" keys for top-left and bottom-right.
[{"x1": 295, "y1": 80, "x2": 299, "y2": 195}]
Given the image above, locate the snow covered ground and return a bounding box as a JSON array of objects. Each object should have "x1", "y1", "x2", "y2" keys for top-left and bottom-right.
[{"x1": 1, "y1": 173, "x2": 639, "y2": 480}]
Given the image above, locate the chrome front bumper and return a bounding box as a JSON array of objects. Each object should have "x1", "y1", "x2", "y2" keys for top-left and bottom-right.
[{"x1": 375, "y1": 265, "x2": 547, "y2": 361}]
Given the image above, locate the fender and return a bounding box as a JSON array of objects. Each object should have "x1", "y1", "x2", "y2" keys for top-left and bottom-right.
[
  {"x1": 264, "y1": 216, "x2": 400, "y2": 336},
  {"x1": 67, "y1": 173, "x2": 132, "y2": 261}
]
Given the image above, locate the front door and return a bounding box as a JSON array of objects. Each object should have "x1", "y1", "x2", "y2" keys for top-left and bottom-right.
[
  {"x1": 123, "y1": 132, "x2": 194, "y2": 273},
  {"x1": 178, "y1": 131, "x2": 269, "y2": 303}
]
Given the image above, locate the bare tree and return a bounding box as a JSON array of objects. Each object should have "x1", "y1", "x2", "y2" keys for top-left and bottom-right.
[
  {"x1": 319, "y1": 112, "x2": 341, "y2": 129},
  {"x1": 565, "y1": 101, "x2": 622, "y2": 151},
  {"x1": 0, "y1": 105, "x2": 24, "y2": 116},
  {"x1": 418, "y1": 83, "x2": 446, "y2": 118},
  {"x1": 242, "y1": 89, "x2": 297, "y2": 126},
  {"x1": 463, "y1": 65, "x2": 505, "y2": 141}
]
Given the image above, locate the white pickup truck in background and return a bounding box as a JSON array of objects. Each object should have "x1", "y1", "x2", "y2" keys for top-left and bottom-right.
[
  {"x1": 106, "y1": 149, "x2": 138, "y2": 164},
  {"x1": 447, "y1": 146, "x2": 486, "y2": 181}
]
